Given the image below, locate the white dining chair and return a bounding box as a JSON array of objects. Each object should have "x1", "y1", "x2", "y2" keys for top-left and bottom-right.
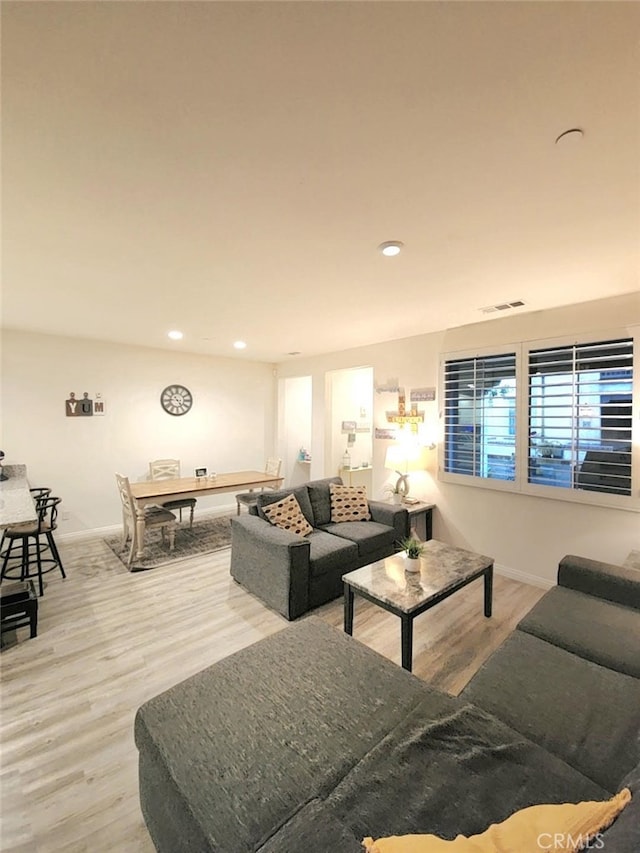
[
  {"x1": 115, "y1": 473, "x2": 176, "y2": 567},
  {"x1": 149, "y1": 459, "x2": 196, "y2": 527},
  {"x1": 236, "y1": 458, "x2": 282, "y2": 515}
]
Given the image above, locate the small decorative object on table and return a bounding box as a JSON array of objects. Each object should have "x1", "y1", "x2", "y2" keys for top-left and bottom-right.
[
  {"x1": 384, "y1": 483, "x2": 403, "y2": 505},
  {"x1": 400, "y1": 537, "x2": 425, "y2": 572}
]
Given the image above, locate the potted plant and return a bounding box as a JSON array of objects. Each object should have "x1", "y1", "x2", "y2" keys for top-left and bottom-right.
[
  {"x1": 384, "y1": 483, "x2": 403, "y2": 505},
  {"x1": 399, "y1": 537, "x2": 425, "y2": 572}
]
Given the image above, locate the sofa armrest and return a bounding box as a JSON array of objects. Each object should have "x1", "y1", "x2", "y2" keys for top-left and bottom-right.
[
  {"x1": 367, "y1": 501, "x2": 409, "y2": 541},
  {"x1": 230, "y1": 515, "x2": 312, "y2": 620},
  {"x1": 558, "y1": 554, "x2": 640, "y2": 611}
]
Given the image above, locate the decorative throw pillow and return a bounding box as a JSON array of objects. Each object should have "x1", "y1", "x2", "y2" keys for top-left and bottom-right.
[
  {"x1": 262, "y1": 493, "x2": 313, "y2": 537},
  {"x1": 329, "y1": 483, "x2": 371, "y2": 523},
  {"x1": 362, "y1": 787, "x2": 631, "y2": 852}
]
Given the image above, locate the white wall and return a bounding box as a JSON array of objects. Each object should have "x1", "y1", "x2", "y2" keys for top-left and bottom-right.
[
  {"x1": 277, "y1": 293, "x2": 640, "y2": 586},
  {"x1": 277, "y1": 375, "x2": 312, "y2": 487},
  {"x1": 0, "y1": 330, "x2": 276, "y2": 535},
  {"x1": 327, "y1": 366, "x2": 373, "y2": 472}
]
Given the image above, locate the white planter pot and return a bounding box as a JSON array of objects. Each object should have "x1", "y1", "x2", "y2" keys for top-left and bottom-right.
[
  {"x1": 405, "y1": 556, "x2": 421, "y2": 573},
  {"x1": 392, "y1": 493, "x2": 402, "y2": 505}
]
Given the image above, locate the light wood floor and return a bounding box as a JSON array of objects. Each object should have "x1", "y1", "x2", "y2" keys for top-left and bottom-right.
[{"x1": 1, "y1": 538, "x2": 544, "y2": 853}]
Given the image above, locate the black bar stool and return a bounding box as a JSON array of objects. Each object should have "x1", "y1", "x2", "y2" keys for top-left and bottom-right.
[
  {"x1": 0, "y1": 487, "x2": 52, "y2": 564},
  {"x1": 0, "y1": 496, "x2": 66, "y2": 596},
  {"x1": 1, "y1": 580, "x2": 38, "y2": 640}
]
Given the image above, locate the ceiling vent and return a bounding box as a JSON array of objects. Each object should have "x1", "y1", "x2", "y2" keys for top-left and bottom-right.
[{"x1": 479, "y1": 300, "x2": 525, "y2": 314}]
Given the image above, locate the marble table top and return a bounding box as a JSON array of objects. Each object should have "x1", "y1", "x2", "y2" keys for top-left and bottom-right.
[
  {"x1": 343, "y1": 539, "x2": 494, "y2": 615},
  {"x1": 0, "y1": 465, "x2": 37, "y2": 528}
]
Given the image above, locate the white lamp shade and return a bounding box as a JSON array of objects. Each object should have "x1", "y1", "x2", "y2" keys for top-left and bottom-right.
[{"x1": 384, "y1": 444, "x2": 429, "y2": 473}]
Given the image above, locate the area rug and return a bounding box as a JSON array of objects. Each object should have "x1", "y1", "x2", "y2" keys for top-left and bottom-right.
[{"x1": 103, "y1": 514, "x2": 233, "y2": 571}]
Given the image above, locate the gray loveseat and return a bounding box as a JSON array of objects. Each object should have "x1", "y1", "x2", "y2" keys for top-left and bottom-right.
[
  {"x1": 135, "y1": 554, "x2": 640, "y2": 852},
  {"x1": 229, "y1": 476, "x2": 410, "y2": 619}
]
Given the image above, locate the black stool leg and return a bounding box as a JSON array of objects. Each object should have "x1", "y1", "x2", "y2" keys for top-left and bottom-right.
[
  {"x1": 21, "y1": 537, "x2": 29, "y2": 583},
  {"x1": 34, "y1": 535, "x2": 44, "y2": 597},
  {"x1": 29, "y1": 598, "x2": 38, "y2": 638},
  {"x1": 47, "y1": 533, "x2": 66, "y2": 580},
  {"x1": 1, "y1": 538, "x2": 17, "y2": 581}
]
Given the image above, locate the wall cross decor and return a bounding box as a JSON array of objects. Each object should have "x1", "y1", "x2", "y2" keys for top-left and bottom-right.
[{"x1": 386, "y1": 391, "x2": 425, "y2": 434}]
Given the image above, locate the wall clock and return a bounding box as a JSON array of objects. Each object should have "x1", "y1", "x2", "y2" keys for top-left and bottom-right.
[{"x1": 160, "y1": 384, "x2": 193, "y2": 416}]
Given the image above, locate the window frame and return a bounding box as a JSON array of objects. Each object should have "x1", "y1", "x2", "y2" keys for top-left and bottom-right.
[{"x1": 439, "y1": 329, "x2": 639, "y2": 512}]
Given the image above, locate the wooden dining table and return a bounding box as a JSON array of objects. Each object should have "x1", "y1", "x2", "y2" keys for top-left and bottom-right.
[{"x1": 128, "y1": 470, "x2": 284, "y2": 560}]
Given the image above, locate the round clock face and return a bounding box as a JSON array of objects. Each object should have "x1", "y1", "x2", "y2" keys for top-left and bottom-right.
[{"x1": 160, "y1": 384, "x2": 193, "y2": 416}]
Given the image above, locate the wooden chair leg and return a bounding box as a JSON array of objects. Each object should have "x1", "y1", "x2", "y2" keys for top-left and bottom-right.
[
  {"x1": 189, "y1": 505, "x2": 194, "y2": 528},
  {"x1": 168, "y1": 525, "x2": 175, "y2": 551}
]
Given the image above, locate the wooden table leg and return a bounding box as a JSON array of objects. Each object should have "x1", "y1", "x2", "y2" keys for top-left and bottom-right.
[
  {"x1": 484, "y1": 564, "x2": 493, "y2": 617},
  {"x1": 344, "y1": 584, "x2": 354, "y2": 635},
  {"x1": 401, "y1": 615, "x2": 413, "y2": 671},
  {"x1": 134, "y1": 503, "x2": 146, "y2": 560}
]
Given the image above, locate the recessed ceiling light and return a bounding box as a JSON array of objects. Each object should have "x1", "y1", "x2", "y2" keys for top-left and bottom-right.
[
  {"x1": 378, "y1": 241, "x2": 403, "y2": 257},
  {"x1": 555, "y1": 128, "x2": 584, "y2": 145},
  {"x1": 168, "y1": 330, "x2": 183, "y2": 340},
  {"x1": 233, "y1": 340, "x2": 247, "y2": 350}
]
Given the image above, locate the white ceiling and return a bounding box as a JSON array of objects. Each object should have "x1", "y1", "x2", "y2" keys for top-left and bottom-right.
[{"x1": 2, "y1": 1, "x2": 639, "y2": 363}]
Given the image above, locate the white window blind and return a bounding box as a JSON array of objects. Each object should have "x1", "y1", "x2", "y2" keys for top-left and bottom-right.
[
  {"x1": 444, "y1": 353, "x2": 517, "y2": 481},
  {"x1": 528, "y1": 338, "x2": 633, "y2": 496}
]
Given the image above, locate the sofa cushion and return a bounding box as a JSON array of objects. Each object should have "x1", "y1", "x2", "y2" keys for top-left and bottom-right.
[
  {"x1": 262, "y1": 493, "x2": 313, "y2": 537},
  {"x1": 461, "y1": 631, "x2": 640, "y2": 792},
  {"x1": 361, "y1": 788, "x2": 632, "y2": 853},
  {"x1": 329, "y1": 483, "x2": 371, "y2": 522},
  {"x1": 136, "y1": 618, "x2": 435, "y2": 853},
  {"x1": 256, "y1": 485, "x2": 314, "y2": 526},
  {"x1": 307, "y1": 476, "x2": 343, "y2": 527},
  {"x1": 325, "y1": 697, "x2": 610, "y2": 844},
  {"x1": 307, "y1": 529, "x2": 358, "y2": 578},
  {"x1": 600, "y1": 762, "x2": 640, "y2": 853},
  {"x1": 320, "y1": 520, "x2": 397, "y2": 558},
  {"x1": 257, "y1": 798, "x2": 362, "y2": 853},
  {"x1": 518, "y1": 585, "x2": 640, "y2": 678}
]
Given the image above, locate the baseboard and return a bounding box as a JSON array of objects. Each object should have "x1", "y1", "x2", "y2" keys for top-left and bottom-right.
[
  {"x1": 58, "y1": 504, "x2": 237, "y2": 544},
  {"x1": 494, "y1": 562, "x2": 554, "y2": 590}
]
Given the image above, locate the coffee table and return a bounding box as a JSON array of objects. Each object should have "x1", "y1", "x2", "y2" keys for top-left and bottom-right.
[{"x1": 343, "y1": 539, "x2": 493, "y2": 672}]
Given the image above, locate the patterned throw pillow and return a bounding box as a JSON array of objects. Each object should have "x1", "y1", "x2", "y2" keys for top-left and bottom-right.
[
  {"x1": 329, "y1": 483, "x2": 371, "y2": 523},
  {"x1": 262, "y1": 493, "x2": 313, "y2": 537}
]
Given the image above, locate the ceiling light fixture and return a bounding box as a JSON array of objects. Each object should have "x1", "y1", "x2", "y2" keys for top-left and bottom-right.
[
  {"x1": 554, "y1": 128, "x2": 584, "y2": 145},
  {"x1": 233, "y1": 340, "x2": 247, "y2": 350},
  {"x1": 378, "y1": 241, "x2": 403, "y2": 257},
  {"x1": 168, "y1": 330, "x2": 183, "y2": 340}
]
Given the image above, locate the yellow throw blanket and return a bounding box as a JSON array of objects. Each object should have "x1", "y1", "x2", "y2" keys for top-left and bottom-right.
[{"x1": 362, "y1": 788, "x2": 631, "y2": 853}]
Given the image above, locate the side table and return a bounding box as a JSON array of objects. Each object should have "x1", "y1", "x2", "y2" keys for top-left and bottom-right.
[
  {"x1": 1, "y1": 580, "x2": 38, "y2": 640},
  {"x1": 403, "y1": 502, "x2": 434, "y2": 541}
]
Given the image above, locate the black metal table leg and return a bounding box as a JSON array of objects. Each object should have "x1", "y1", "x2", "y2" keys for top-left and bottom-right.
[
  {"x1": 401, "y1": 615, "x2": 413, "y2": 671},
  {"x1": 344, "y1": 583, "x2": 354, "y2": 634},
  {"x1": 484, "y1": 565, "x2": 493, "y2": 617}
]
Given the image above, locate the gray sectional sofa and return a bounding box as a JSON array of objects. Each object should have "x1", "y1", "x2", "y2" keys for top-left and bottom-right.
[
  {"x1": 229, "y1": 476, "x2": 410, "y2": 619},
  {"x1": 135, "y1": 554, "x2": 640, "y2": 852}
]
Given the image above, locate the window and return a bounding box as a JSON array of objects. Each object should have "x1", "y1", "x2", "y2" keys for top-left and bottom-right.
[
  {"x1": 528, "y1": 338, "x2": 633, "y2": 497},
  {"x1": 441, "y1": 334, "x2": 636, "y2": 507},
  {"x1": 444, "y1": 352, "x2": 517, "y2": 482}
]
